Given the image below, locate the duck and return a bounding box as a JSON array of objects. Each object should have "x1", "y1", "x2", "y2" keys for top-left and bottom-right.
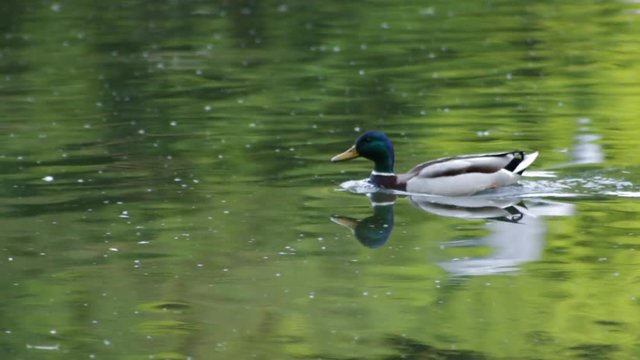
[{"x1": 331, "y1": 131, "x2": 538, "y2": 196}]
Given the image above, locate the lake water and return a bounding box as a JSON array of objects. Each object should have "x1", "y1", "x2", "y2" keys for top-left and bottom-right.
[{"x1": 2, "y1": 1, "x2": 640, "y2": 359}]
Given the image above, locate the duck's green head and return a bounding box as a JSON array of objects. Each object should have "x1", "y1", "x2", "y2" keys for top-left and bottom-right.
[{"x1": 331, "y1": 131, "x2": 395, "y2": 173}]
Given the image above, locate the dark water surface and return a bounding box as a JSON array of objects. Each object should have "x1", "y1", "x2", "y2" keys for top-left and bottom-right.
[{"x1": 2, "y1": 1, "x2": 640, "y2": 359}]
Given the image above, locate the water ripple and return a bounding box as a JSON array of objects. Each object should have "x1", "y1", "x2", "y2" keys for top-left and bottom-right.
[{"x1": 337, "y1": 170, "x2": 638, "y2": 200}]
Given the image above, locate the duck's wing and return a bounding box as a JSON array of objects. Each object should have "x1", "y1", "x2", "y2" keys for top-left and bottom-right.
[{"x1": 405, "y1": 151, "x2": 537, "y2": 179}]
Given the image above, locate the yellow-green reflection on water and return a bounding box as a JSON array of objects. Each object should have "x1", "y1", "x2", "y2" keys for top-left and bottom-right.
[{"x1": 2, "y1": 0, "x2": 640, "y2": 359}]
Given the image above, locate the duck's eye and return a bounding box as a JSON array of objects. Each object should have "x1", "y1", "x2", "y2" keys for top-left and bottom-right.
[{"x1": 365, "y1": 137, "x2": 372, "y2": 143}]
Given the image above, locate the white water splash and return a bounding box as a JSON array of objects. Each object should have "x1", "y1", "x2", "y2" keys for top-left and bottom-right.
[{"x1": 337, "y1": 179, "x2": 378, "y2": 194}]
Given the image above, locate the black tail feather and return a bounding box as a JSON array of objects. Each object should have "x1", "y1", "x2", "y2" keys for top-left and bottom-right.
[{"x1": 503, "y1": 151, "x2": 525, "y2": 173}]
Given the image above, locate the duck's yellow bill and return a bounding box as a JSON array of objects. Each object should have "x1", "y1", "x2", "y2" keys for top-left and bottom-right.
[
  {"x1": 330, "y1": 215, "x2": 358, "y2": 231},
  {"x1": 331, "y1": 145, "x2": 359, "y2": 162}
]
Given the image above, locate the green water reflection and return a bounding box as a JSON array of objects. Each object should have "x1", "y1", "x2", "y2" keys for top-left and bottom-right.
[{"x1": 2, "y1": 0, "x2": 640, "y2": 359}]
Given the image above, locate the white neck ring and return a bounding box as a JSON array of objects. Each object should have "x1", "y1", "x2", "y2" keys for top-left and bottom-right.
[{"x1": 371, "y1": 170, "x2": 395, "y2": 176}]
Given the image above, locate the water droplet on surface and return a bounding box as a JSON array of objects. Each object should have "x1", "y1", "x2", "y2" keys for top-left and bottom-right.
[
  {"x1": 420, "y1": 7, "x2": 435, "y2": 15},
  {"x1": 42, "y1": 176, "x2": 54, "y2": 182}
]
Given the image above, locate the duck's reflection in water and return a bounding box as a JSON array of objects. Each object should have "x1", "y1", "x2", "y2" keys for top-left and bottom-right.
[
  {"x1": 331, "y1": 192, "x2": 574, "y2": 276},
  {"x1": 331, "y1": 193, "x2": 397, "y2": 248}
]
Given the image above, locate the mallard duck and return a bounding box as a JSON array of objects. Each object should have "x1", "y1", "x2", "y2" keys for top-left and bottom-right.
[{"x1": 331, "y1": 131, "x2": 538, "y2": 196}]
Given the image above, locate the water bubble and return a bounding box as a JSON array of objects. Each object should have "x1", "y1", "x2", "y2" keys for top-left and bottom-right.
[
  {"x1": 420, "y1": 7, "x2": 435, "y2": 15},
  {"x1": 42, "y1": 176, "x2": 54, "y2": 182}
]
